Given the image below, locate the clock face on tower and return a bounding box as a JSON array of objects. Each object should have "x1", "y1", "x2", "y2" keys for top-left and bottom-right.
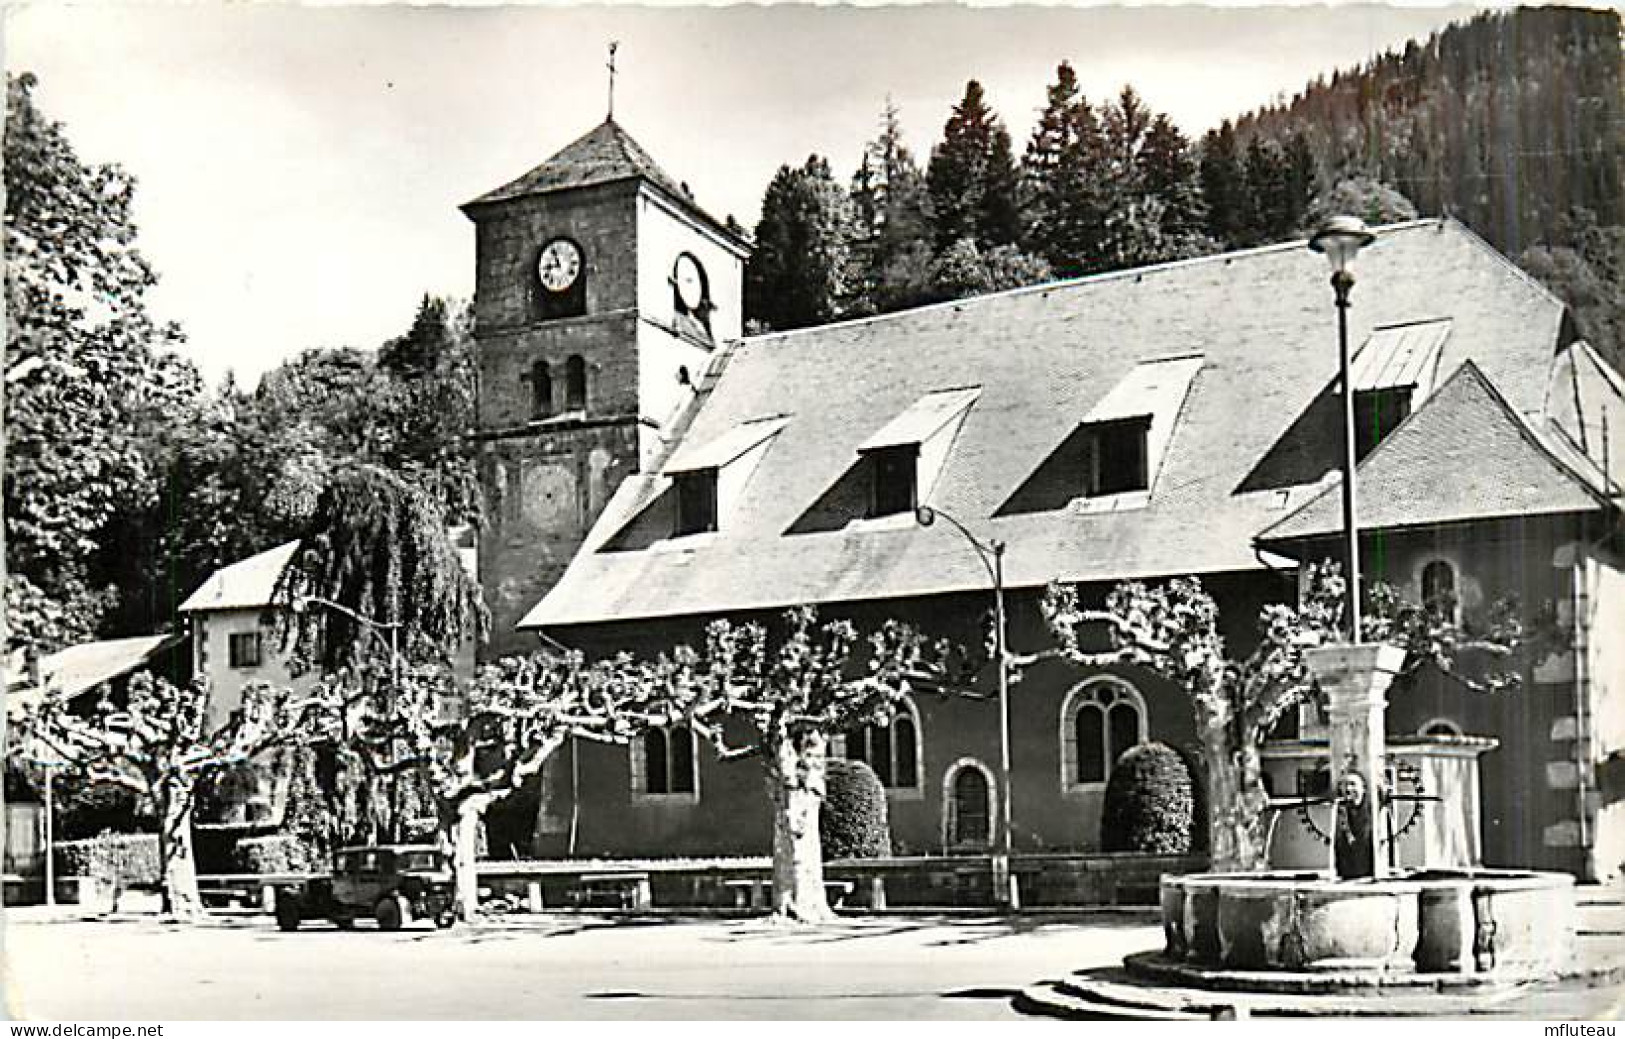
[
  {"x1": 536, "y1": 239, "x2": 582, "y2": 294},
  {"x1": 673, "y1": 252, "x2": 708, "y2": 313}
]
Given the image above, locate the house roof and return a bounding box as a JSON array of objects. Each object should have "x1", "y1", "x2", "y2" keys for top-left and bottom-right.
[
  {"x1": 8, "y1": 634, "x2": 184, "y2": 713},
  {"x1": 522, "y1": 219, "x2": 1581, "y2": 631},
  {"x1": 179, "y1": 541, "x2": 299, "y2": 613},
  {"x1": 462, "y1": 119, "x2": 745, "y2": 248},
  {"x1": 1259, "y1": 361, "x2": 1616, "y2": 543}
]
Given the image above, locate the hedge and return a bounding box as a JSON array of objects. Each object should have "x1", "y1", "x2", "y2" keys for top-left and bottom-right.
[
  {"x1": 821, "y1": 758, "x2": 891, "y2": 860},
  {"x1": 54, "y1": 832, "x2": 161, "y2": 888},
  {"x1": 1100, "y1": 742, "x2": 1195, "y2": 854},
  {"x1": 234, "y1": 833, "x2": 323, "y2": 875}
]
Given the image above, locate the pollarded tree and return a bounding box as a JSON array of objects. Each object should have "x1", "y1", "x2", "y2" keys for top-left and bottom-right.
[
  {"x1": 306, "y1": 651, "x2": 660, "y2": 920},
  {"x1": 1036, "y1": 562, "x2": 1530, "y2": 870},
  {"x1": 653, "y1": 606, "x2": 941, "y2": 923},
  {"x1": 10, "y1": 675, "x2": 315, "y2": 917}
]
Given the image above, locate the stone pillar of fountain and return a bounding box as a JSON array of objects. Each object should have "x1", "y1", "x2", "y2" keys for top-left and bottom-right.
[{"x1": 1302, "y1": 642, "x2": 1408, "y2": 879}]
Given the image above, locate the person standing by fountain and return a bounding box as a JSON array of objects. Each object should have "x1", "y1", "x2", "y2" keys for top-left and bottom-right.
[{"x1": 1333, "y1": 769, "x2": 1374, "y2": 880}]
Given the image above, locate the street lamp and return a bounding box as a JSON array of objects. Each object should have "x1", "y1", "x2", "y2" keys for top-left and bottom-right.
[
  {"x1": 914, "y1": 504, "x2": 1019, "y2": 911},
  {"x1": 292, "y1": 595, "x2": 406, "y2": 839},
  {"x1": 1308, "y1": 215, "x2": 1376, "y2": 642}
]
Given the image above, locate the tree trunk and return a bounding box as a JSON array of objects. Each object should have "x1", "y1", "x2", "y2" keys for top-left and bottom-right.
[
  {"x1": 157, "y1": 787, "x2": 204, "y2": 919},
  {"x1": 449, "y1": 795, "x2": 489, "y2": 922},
  {"x1": 1199, "y1": 728, "x2": 1270, "y2": 872},
  {"x1": 766, "y1": 730, "x2": 833, "y2": 924}
]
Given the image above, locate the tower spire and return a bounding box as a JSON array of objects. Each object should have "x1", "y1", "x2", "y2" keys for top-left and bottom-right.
[{"x1": 606, "y1": 41, "x2": 619, "y2": 120}]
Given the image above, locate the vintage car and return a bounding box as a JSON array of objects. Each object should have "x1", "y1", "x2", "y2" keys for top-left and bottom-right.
[{"x1": 274, "y1": 844, "x2": 456, "y2": 931}]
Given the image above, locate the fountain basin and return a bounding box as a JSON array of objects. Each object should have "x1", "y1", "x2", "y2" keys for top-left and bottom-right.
[{"x1": 1161, "y1": 869, "x2": 1574, "y2": 981}]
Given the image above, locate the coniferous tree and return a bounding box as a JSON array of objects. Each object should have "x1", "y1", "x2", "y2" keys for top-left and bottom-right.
[
  {"x1": 927, "y1": 81, "x2": 1021, "y2": 252},
  {"x1": 849, "y1": 100, "x2": 932, "y2": 315},
  {"x1": 1021, "y1": 62, "x2": 1106, "y2": 277},
  {"x1": 1199, "y1": 121, "x2": 1249, "y2": 247},
  {"x1": 745, "y1": 156, "x2": 856, "y2": 332}
]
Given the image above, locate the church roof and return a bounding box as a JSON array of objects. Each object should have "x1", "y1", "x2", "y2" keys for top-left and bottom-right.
[
  {"x1": 520, "y1": 219, "x2": 1593, "y2": 632},
  {"x1": 463, "y1": 120, "x2": 744, "y2": 245},
  {"x1": 1258, "y1": 361, "x2": 1617, "y2": 544}
]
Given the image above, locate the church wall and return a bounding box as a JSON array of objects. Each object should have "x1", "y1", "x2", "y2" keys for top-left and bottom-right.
[
  {"x1": 1313, "y1": 516, "x2": 1593, "y2": 875},
  {"x1": 1580, "y1": 540, "x2": 1625, "y2": 880},
  {"x1": 535, "y1": 571, "x2": 1284, "y2": 858},
  {"x1": 634, "y1": 190, "x2": 745, "y2": 344}
]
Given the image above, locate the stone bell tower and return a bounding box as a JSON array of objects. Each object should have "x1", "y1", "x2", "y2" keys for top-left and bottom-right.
[{"x1": 462, "y1": 120, "x2": 749, "y2": 657}]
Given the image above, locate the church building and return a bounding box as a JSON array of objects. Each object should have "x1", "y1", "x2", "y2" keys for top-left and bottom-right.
[{"x1": 464, "y1": 119, "x2": 1625, "y2": 881}]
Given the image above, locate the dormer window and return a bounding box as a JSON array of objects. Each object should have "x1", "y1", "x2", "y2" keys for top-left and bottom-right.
[
  {"x1": 663, "y1": 416, "x2": 787, "y2": 538},
  {"x1": 868, "y1": 445, "x2": 918, "y2": 518},
  {"x1": 1077, "y1": 354, "x2": 1203, "y2": 502},
  {"x1": 1343, "y1": 319, "x2": 1448, "y2": 461},
  {"x1": 1353, "y1": 387, "x2": 1411, "y2": 461},
  {"x1": 1085, "y1": 417, "x2": 1150, "y2": 497},
  {"x1": 857, "y1": 387, "x2": 981, "y2": 519},
  {"x1": 673, "y1": 470, "x2": 718, "y2": 536}
]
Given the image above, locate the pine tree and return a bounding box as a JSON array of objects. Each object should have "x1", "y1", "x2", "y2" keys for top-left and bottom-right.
[
  {"x1": 745, "y1": 156, "x2": 856, "y2": 332},
  {"x1": 927, "y1": 81, "x2": 1021, "y2": 252},
  {"x1": 849, "y1": 100, "x2": 933, "y2": 315},
  {"x1": 1199, "y1": 121, "x2": 1248, "y2": 247},
  {"x1": 1244, "y1": 136, "x2": 1292, "y2": 243},
  {"x1": 1021, "y1": 62, "x2": 1106, "y2": 277}
]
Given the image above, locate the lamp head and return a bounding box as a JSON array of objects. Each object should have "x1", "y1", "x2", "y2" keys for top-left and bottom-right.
[
  {"x1": 1308, "y1": 215, "x2": 1375, "y2": 275},
  {"x1": 913, "y1": 505, "x2": 936, "y2": 528}
]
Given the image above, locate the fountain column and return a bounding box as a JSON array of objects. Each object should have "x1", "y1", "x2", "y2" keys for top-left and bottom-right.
[{"x1": 1303, "y1": 642, "x2": 1407, "y2": 879}]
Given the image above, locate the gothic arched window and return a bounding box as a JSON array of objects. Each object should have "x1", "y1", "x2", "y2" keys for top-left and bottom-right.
[
  {"x1": 565, "y1": 355, "x2": 588, "y2": 411},
  {"x1": 840, "y1": 697, "x2": 923, "y2": 792},
  {"x1": 1061, "y1": 677, "x2": 1147, "y2": 790},
  {"x1": 632, "y1": 725, "x2": 698, "y2": 799},
  {"x1": 1422, "y1": 559, "x2": 1459, "y2": 623},
  {"x1": 529, "y1": 360, "x2": 553, "y2": 419}
]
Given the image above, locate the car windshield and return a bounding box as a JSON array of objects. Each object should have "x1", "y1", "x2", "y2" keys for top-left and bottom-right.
[{"x1": 398, "y1": 851, "x2": 442, "y2": 871}]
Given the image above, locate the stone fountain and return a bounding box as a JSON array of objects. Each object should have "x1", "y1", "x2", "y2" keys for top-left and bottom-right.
[{"x1": 1154, "y1": 643, "x2": 1577, "y2": 987}]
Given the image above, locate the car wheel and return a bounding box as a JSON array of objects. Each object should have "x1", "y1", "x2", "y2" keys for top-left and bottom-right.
[
  {"x1": 434, "y1": 911, "x2": 456, "y2": 930},
  {"x1": 375, "y1": 895, "x2": 407, "y2": 932},
  {"x1": 275, "y1": 897, "x2": 301, "y2": 932}
]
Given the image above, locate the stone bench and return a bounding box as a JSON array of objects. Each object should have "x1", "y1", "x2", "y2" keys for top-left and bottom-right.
[{"x1": 573, "y1": 872, "x2": 652, "y2": 910}]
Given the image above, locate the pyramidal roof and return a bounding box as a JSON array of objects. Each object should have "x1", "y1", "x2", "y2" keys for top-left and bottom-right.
[
  {"x1": 1259, "y1": 360, "x2": 1615, "y2": 543},
  {"x1": 464, "y1": 120, "x2": 737, "y2": 242}
]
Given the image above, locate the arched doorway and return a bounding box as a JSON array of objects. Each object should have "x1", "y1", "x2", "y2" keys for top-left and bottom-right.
[{"x1": 943, "y1": 758, "x2": 995, "y2": 850}]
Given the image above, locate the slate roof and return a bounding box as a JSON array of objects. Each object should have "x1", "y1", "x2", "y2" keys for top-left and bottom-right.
[
  {"x1": 1258, "y1": 361, "x2": 1615, "y2": 543},
  {"x1": 178, "y1": 541, "x2": 298, "y2": 613},
  {"x1": 463, "y1": 119, "x2": 744, "y2": 246},
  {"x1": 523, "y1": 219, "x2": 1583, "y2": 631}
]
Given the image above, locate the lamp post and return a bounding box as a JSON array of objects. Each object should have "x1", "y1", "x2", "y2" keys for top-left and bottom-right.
[
  {"x1": 914, "y1": 504, "x2": 1019, "y2": 911},
  {"x1": 1308, "y1": 215, "x2": 1375, "y2": 642},
  {"x1": 292, "y1": 595, "x2": 405, "y2": 839}
]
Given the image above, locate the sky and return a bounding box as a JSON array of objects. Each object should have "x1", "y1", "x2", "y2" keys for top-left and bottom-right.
[{"x1": 8, "y1": 2, "x2": 1509, "y2": 388}]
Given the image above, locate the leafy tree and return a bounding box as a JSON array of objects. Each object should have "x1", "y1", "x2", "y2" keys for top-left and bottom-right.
[
  {"x1": 928, "y1": 81, "x2": 1021, "y2": 253},
  {"x1": 1035, "y1": 563, "x2": 1532, "y2": 869},
  {"x1": 925, "y1": 238, "x2": 1052, "y2": 303},
  {"x1": 1518, "y1": 208, "x2": 1625, "y2": 374},
  {"x1": 11, "y1": 675, "x2": 312, "y2": 916},
  {"x1": 745, "y1": 156, "x2": 856, "y2": 332},
  {"x1": 274, "y1": 462, "x2": 487, "y2": 677},
  {"x1": 1021, "y1": 62, "x2": 1107, "y2": 277},
  {"x1": 4, "y1": 72, "x2": 200, "y2": 651},
  {"x1": 1302, "y1": 175, "x2": 1419, "y2": 231},
  {"x1": 651, "y1": 607, "x2": 939, "y2": 922}
]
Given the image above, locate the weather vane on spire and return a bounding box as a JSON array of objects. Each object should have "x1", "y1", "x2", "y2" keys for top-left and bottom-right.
[{"x1": 606, "y1": 41, "x2": 619, "y2": 119}]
